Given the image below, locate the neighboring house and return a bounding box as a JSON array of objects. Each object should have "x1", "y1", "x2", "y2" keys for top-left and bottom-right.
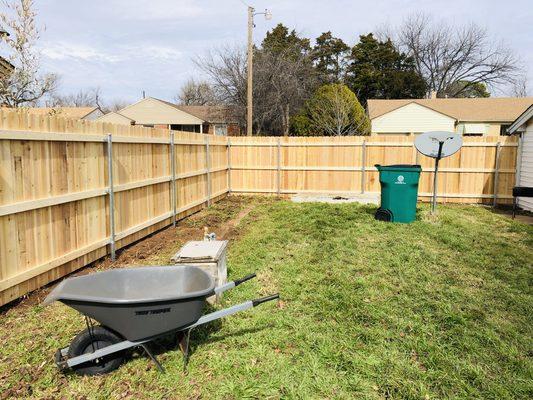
[
  {"x1": 96, "y1": 111, "x2": 134, "y2": 125},
  {"x1": 96, "y1": 97, "x2": 242, "y2": 135},
  {"x1": 508, "y1": 105, "x2": 533, "y2": 212},
  {"x1": 0, "y1": 55, "x2": 14, "y2": 79},
  {"x1": 26, "y1": 107, "x2": 103, "y2": 120},
  {"x1": 367, "y1": 97, "x2": 533, "y2": 136}
]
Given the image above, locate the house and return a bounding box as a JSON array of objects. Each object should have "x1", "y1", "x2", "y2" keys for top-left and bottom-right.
[
  {"x1": 96, "y1": 111, "x2": 134, "y2": 125},
  {"x1": 367, "y1": 97, "x2": 533, "y2": 137},
  {"x1": 0, "y1": 56, "x2": 14, "y2": 79},
  {"x1": 26, "y1": 107, "x2": 103, "y2": 120},
  {"x1": 508, "y1": 105, "x2": 533, "y2": 212},
  {"x1": 96, "y1": 97, "x2": 242, "y2": 135}
]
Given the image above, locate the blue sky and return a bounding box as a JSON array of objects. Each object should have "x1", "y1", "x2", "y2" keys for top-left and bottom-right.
[{"x1": 34, "y1": 0, "x2": 532, "y2": 103}]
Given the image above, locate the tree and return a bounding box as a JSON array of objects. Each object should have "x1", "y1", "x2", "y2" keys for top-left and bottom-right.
[
  {"x1": 174, "y1": 78, "x2": 217, "y2": 105},
  {"x1": 197, "y1": 26, "x2": 318, "y2": 136},
  {"x1": 346, "y1": 33, "x2": 426, "y2": 104},
  {"x1": 0, "y1": 0, "x2": 58, "y2": 107},
  {"x1": 312, "y1": 31, "x2": 349, "y2": 83},
  {"x1": 301, "y1": 83, "x2": 370, "y2": 136},
  {"x1": 46, "y1": 87, "x2": 128, "y2": 113},
  {"x1": 397, "y1": 13, "x2": 520, "y2": 97},
  {"x1": 262, "y1": 23, "x2": 311, "y2": 58},
  {"x1": 443, "y1": 81, "x2": 490, "y2": 98}
]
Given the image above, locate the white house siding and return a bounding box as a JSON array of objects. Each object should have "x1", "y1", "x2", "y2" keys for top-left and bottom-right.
[
  {"x1": 371, "y1": 103, "x2": 456, "y2": 134},
  {"x1": 518, "y1": 119, "x2": 533, "y2": 211}
]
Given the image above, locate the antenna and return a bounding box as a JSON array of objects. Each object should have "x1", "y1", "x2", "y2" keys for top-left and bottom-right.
[{"x1": 415, "y1": 131, "x2": 463, "y2": 214}]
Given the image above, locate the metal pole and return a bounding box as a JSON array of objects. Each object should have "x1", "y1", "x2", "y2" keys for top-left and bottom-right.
[
  {"x1": 227, "y1": 138, "x2": 232, "y2": 194},
  {"x1": 431, "y1": 141, "x2": 444, "y2": 214},
  {"x1": 493, "y1": 141, "x2": 501, "y2": 208},
  {"x1": 170, "y1": 132, "x2": 177, "y2": 226},
  {"x1": 431, "y1": 157, "x2": 440, "y2": 214},
  {"x1": 206, "y1": 135, "x2": 211, "y2": 206},
  {"x1": 277, "y1": 137, "x2": 281, "y2": 196},
  {"x1": 246, "y1": 6, "x2": 254, "y2": 136},
  {"x1": 106, "y1": 134, "x2": 116, "y2": 261},
  {"x1": 361, "y1": 140, "x2": 366, "y2": 194}
]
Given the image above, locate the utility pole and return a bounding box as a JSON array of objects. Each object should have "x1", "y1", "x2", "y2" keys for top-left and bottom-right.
[
  {"x1": 247, "y1": 6, "x2": 254, "y2": 136},
  {"x1": 246, "y1": 6, "x2": 272, "y2": 137}
]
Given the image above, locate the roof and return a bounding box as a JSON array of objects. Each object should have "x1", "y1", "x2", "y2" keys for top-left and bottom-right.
[
  {"x1": 508, "y1": 105, "x2": 533, "y2": 134},
  {"x1": 0, "y1": 56, "x2": 15, "y2": 76},
  {"x1": 117, "y1": 97, "x2": 204, "y2": 125},
  {"x1": 96, "y1": 111, "x2": 135, "y2": 125},
  {"x1": 367, "y1": 97, "x2": 533, "y2": 122},
  {"x1": 176, "y1": 105, "x2": 240, "y2": 124},
  {"x1": 25, "y1": 107, "x2": 99, "y2": 120}
]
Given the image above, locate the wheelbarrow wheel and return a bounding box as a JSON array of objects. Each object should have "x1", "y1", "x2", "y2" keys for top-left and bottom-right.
[{"x1": 67, "y1": 326, "x2": 124, "y2": 376}]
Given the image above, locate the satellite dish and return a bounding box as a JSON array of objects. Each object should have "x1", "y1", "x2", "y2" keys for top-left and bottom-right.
[
  {"x1": 415, "y1": 131, "x2": 462, "y2": 159},
  {"x1": 415, "y1": 131, "x2": 463, "y2": 214}
]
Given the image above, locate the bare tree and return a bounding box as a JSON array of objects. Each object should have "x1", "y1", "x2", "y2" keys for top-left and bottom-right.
[
  {"x1": 0, "y1": 0, "x2": 58, "y2": 107},
  {"x1": 47, "y1": 87, "x2": 129, "y2": 113},
  {"x1": 174, "y1": 78, "x2": 217, "y2": 105},
  {"x1": 196, "y1": 44, "x2": 318, "y2": 135},
  {"x1": 510, "y1": 74, "x2": 529, "y2": 97},
  {"x1": 397, "y1": 13, "x2": 521, "y2": 97}
]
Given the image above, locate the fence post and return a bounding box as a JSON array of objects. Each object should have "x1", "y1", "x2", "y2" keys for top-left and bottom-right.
[
  {"x1": 277, "y1": 137, "x2": 281, "y2": 196},
  {"x1": 206, "y1": 135, "x2": 211, "y2": 206},
  {"x1": 170, "y1": 131, "x2": 177, "y2": 226},
  {"x1": 106, "y1": 133, "x2": 116, "y2": 261},
  {"x1": 227, "y1": 137, "x2": 232, "y2": 194},
  {"x1": 493, "y1": 141, "x2": 501, "y2": 207},
  {"x1": 361, "y1": 140, "x2": 367, "y2": 194}
]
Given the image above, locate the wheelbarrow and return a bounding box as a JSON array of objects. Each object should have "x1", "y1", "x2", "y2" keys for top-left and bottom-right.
[{"x1": 43, "y1": 265, "x2": 279, "y2": 375}]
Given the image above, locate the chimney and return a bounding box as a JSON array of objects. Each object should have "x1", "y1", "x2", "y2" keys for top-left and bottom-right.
[{"x1": 430, "y1": 90, "x2": 437, "y2": 99}]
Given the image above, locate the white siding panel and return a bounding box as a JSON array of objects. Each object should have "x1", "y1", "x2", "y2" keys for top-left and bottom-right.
[
  {"x1": 518, "y1": 120, "x2": 533, "y2": 211},
  {"x1": 371, "y1": 103, "x2": 456, "y2": 134}
]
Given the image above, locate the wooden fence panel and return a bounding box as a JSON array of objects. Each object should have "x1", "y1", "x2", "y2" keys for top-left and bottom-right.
[{"x1": 0, "y1": 108, "x2": 520, "y2": 306}]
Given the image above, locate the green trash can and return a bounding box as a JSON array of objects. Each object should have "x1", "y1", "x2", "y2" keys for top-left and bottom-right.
[{"x1": 375, "y1": 164, "x2": 422, "y2": 223}]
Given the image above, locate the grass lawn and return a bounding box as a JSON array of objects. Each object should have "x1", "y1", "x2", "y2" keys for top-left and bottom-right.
[{"x1": 0, "y1": 198, "x2": 531, "y2": 399}]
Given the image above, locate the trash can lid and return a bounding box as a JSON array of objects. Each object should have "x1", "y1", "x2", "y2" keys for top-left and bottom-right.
[{"x1": 375, "y1": 164, "x2": 421, "y2": 171}]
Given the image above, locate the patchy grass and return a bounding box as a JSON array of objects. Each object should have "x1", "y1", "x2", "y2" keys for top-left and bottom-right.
[{"x1": 0, "y1": 199, "x2": 531, "y2": 399}]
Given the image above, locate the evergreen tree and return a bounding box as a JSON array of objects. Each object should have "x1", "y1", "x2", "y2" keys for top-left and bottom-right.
[
  {"x1": 312, "y1": 31, "x2": 350, "y2": 83},
  {"x1": 346, "y1": 34, "x2": 426, "y2": 104}
]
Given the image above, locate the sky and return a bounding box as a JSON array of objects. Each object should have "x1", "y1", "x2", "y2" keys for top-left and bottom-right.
[{"x1": 26, "y1": 0, "x2": 533, "y2": 104}]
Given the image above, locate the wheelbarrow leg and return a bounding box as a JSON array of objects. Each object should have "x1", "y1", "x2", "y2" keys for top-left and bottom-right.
[
  {"x1": 140, "y1": 344, "x2": 165, "y2": 373},
  {"x1": 178, "y1": 329, "x2": 192, "y2": 372}
]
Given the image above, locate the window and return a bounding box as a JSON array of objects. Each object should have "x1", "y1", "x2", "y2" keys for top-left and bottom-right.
[
  {"x1": 500, "y1": 124, "x2": 511, "y2": 136},
  {"x1": 214, "y1": 124, "x2": 228, "y2": 136}
]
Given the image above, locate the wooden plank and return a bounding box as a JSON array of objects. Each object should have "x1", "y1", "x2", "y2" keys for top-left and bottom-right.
[
  {"x1": 0, "y1": 189, "x2": 107, "y2": 217},
  {"x1": 0, "y1": 130, "x2": 106, "y2": 142},
  {"x1": 0, "y1": 238, "x2": 109, "y2": 291}
]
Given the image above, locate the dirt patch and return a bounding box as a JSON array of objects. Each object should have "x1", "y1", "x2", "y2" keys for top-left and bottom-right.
[{"x1": 0, "y1": 196, "x2": 257, "y2": 314}]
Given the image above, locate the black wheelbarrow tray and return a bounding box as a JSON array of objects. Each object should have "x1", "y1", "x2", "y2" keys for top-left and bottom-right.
[{"x1": 43, "y1": 265, "x2": 279, "y2": 375}]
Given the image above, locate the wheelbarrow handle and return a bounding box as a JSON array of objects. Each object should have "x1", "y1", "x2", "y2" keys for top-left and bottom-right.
[
  {"x1": 252, "y1": 293, "x2": 280, "y2": 307},
  {"x1": 234, "y1": 273, "x2": 256, "y2": 286},
  {"x1": 214, "y1": 272, "x2": 257, "y2": 295}
]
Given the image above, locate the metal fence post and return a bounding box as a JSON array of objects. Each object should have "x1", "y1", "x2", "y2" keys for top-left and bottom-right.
[
  {"x1": 361, "y1": 140, "x2": 366, "y2": 194},
  {"x1": 106, "y1": 133, "x2": 116, "y2": 261},
  {"x1": 277, "y1": 137, "x2": 281, "y2": 196},
  {"x1": 206, "y1": 135, "x2": 211, "y2": 206},
  {"x1": 493, "y1": 141, "x2": 501, "y2": 207},
  {"x1": 227, "y1": 137, "x2": 232, "y2": 194},
  {"x1": 170, "y1": 132, "x2": 177, "y2": 226}
]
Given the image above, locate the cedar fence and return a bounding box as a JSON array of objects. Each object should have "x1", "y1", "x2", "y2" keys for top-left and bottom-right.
[{"x1": 0, "y1": 109, "x2": 519, "y2": 306}]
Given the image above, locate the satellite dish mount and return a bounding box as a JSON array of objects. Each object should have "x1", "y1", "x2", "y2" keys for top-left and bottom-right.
[{"x1": 415, "y1": 132, "x2": 463, "y2": 214}]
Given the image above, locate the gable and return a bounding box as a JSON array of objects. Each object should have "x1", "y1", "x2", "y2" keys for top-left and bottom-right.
[
  {"x1": 371, "y1": 102, "x2": 456, "y2": 134},
  {"x1": 96, "y1": 112, "x2": 134, "y2": 125},
  {"x1": 118, "y1": 98, "x2": 204, "y2": 125}
]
